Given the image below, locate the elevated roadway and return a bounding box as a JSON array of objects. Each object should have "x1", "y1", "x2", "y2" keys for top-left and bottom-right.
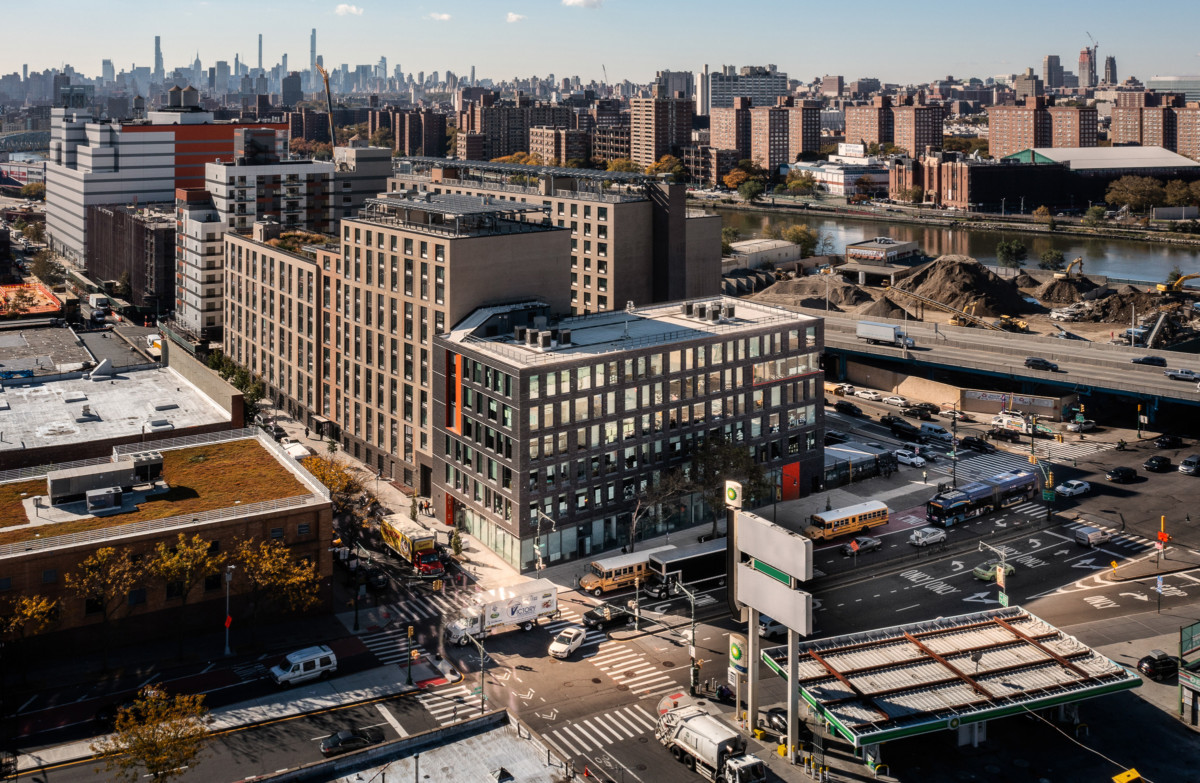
[
  {"x1": 0, "y1": 130, "x2": 49, "y2": 153},
  {"x1": 813, "y1": 310, "x2": 1200, "y2": 415}
]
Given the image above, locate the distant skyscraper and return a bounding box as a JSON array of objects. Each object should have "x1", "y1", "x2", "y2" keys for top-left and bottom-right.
[
  {"x1": 1042, "y1": 55, "x2": 1063, "y2": 89},
  {"x1": 310, "y1": 28, "x2": 317, "y2": 75},
  {"x1": 470, "y1": 65, "x2": 475, "y2": 86},
  {"x1": 257, "y1": 34, "x2": 262, "y2": 71},
  {"x1": 696, "y1": 64, "x2": 710, "y2": 115},
  {"x1": 1104, "y1": 56, "x2": 1117, "y2": 85},
  {"x1": 154, "y1": 35, "x2": 164, "y2": 82},
  {"x1": 281, "y1": 53, "x2": 287, "y2": 73},
  {"x1": 102, "y1": 59, "x2": 115, "y2": 84},
  {"x1": 1078, "y1": 47, "x2": 1096, "y2": 89}
]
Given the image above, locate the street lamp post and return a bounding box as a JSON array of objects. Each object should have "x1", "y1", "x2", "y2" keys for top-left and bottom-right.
[
  {"x1": 405, "y1": 624, "x2": 415, "y2": 686},
  {"x1": 462, "y1": 632, "x2": 487, "y2": 715},
  {"x1": 533, "y1": 510, "x2": 556, "y2": 577},
  {"x1": 223, "y1": 564, "x2": 236, "y2": 656},
  {"x1": 676, "y1": 581, "x2": 698, "y2": 696}
]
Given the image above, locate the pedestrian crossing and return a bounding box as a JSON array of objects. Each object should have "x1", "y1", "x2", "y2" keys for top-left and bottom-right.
[
  {"x1": 544, "y1": 607, "x2": 608, "y2": 648},
  {"x1": 543, "y1": 704, "x2": 660, "y2": 758},
  {"x1": 414, "y1": 682, "x2": 479, "y2": 726},
  {"x1": 1006, "y1": 501, "x2": 1044, "y2": 518},
  {"x1": 381, "y1": 585, "x2": 478, "y2": 624},
  {"x1": 1062, "y1": 519, "x2": 1157, "y2": 551},
  {"x1": 586, "y1": 641, "x2": 682, "y2": 698},
  {"x1": 358, "y1": 625, "x2": 427, "y2": 666},
  {"x1": 931, "y1": 441, "x2": 1114, "y2": 481}
]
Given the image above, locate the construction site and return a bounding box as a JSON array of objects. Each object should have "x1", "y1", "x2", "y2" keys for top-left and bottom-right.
[{"x1": 750, "y1": 254, "x2": 1200, "y2": 352}]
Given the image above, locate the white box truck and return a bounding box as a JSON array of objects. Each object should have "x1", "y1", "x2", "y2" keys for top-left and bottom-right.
[
  {"x1": 656, "y1": 704, "x2": 766, "y2": 782},
  {"x1": 444, "y1": 578, "x2": 558, "y2": 646},
  {"x1": 856, "y1": 321, "x2": 914, "y2": 348}
]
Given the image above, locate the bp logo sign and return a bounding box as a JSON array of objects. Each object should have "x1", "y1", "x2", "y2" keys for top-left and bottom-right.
[
  {"x1": 728, "y1": 633, "x2": 748, "y2": 673},
  {"x1": 725, "y1": 480, "x2": 743, "y2": 509}
]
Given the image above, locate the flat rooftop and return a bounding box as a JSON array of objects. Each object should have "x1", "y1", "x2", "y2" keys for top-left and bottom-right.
[
  {"x1": 0, "y1": 366, "x2": 229, "y2": 456},
  {"x1": 354, "y1": 192, "x2": 561, "y2": 238},
  {"x1": 397, "y1": 155, "x2": 653, "y2": 183},
  {"x1": 0, "y1": 432, "x2": 324, "y2": 552},
  {"x1": 450, "y1": 296, "x2": 815, "y2": 367},
  {"x1": 762, "y1": 607, "x2": 1140, "y2": 748},
  {"x1": 1006, "y1": 145, "x2": 1200, "y2": 170},
  {"x1": 0, "y1": 325, "x2": 92, "y2": 373}
]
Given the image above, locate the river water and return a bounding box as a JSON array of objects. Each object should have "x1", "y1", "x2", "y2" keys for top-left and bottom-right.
[{"x1": 710, "y1": 207, "x2": 1200, "y2": 283}]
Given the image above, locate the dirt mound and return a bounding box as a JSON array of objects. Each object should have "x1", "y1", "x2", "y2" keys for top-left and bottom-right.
[
  {"x1": 753, "y1": 276, "x2": 871, "y2": 308},
  {"x1": 1013, "y1": 272, "x2": 1040, "y2": 288},
  {"x1": 1032, "y1": 277, "x2": 1100, "y2": 304},
  {"x1": 752, "y1": 292, "x2": 843, "y2": 311},
  {"x1": 1115, "y1": 284, "x2": 1144, "y2": 296},
  {"x1": 894, "y1": 255, "x2": 1034, "y2": 315},
  {"x1": 1076, "y1": 289, "x2": 1163, "y2": 322},
  {"x1": 859, "y1": 295, "x2": 912, "y2": 319}
]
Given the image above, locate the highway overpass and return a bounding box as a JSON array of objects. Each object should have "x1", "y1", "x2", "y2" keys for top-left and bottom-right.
[{"x1": 0, "y1": 130, "x2": 50, "y2": 153}]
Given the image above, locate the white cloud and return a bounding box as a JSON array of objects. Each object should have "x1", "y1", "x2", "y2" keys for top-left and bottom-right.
[
  {"x1": 334, "y1": 4, "x2": 364, "y2": 16},
  {"x1": 428, "y1": 11, "x2": 452, "y2": 21},
  {"x1": 506, "y1": 12, "x2": 525, "y2": 22},
  {"x1": 562, "y1": 0, "x2": 601, "y2": 7}
]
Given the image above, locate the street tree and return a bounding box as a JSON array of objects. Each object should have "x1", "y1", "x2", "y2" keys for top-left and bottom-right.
[
  {"x1": 1038, "y1": 249, "x2": 1066, "y2": 270},
  {"x1": 720, "y1": 226, "x2": 741, "y2": 255},
  {"x1": 691, "y1": 436, "x2": 769, "y2": 540},
  {"x1": 146, "y1": 533, "x2": 227, "y2": 657},
  {"x1": 626, "y1": 469, "x2": 691, "y2": 552},
  {"x1": 1033, "y1": 205, "x2": 1051, "y2": 223},
  {"x1": 645, "y1": 154, "x2": 684, "y2": 181},
  {"x1": 995, "y1": 239, "x2": 1028, "y2": 268},
  {"x1": 785, "y1": 170, "x2": 816, "y2": 195},
  {"x1": 300, "y1": 454, "x2": 362, "y2": 513},
  {"x1": 1082, "y1": 205, "x2": 1106, "y2": 227},
  {"x1": 92, "y1": 685, "x2": 209, "y2": 783},
  {"x1": 1, "y1": 593, "x2": 59, "y2": 685},
  {"x1": 20, "y1": 182, "x2": 45, "y2": 200},
  {"x1": 1105, "y1": 175, "x2": 1166, "y2": 213},
  {"x1": 369, "y1": 127, "x2": 394, "y2": 150},
  {"x1": 782, "y1": 224, "x2": 819, "y2": 257},
  {"x1": 738, "y1": 179, "x2": 765, "y2": 203},
  {"x1": 65, "y1": 547, "x2": 142, "y2": 667},
  {"x1": 22, "y1": 222, "x2": 45, "y2": 243},
  {"x1": 234, "y1": 538, "x2": 321, "y2": 644},
  {"x1": 606, "y1": 158, "x2": 640, "y2": 173},
  {"x1": 30, "y1": 250, "x2": 64, "y2": 286},
  {"x1": 1165, "y1": 179, "x2": 1195, "y2": 207},
  {"x1": 723, "y1": 168, "x2": 749, "y2": 190}
]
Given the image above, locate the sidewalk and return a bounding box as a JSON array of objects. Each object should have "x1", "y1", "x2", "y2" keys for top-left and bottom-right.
[{"x1": 16, "y1": 608, "x2": 460, "y2": 774}]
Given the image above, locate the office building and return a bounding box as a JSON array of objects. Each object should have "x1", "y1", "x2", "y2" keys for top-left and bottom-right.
[
  {"x1": 1079, "y1": 47, "x2": 1096, "y2": 89},
  {"x1": 1104, "y1": 56, "x2": 1117, "y2": 86},
  {"x1": 45, "y1": 93, "x2": 287, "y2": 265},
  {"x1": 1147, "y1": 76, "x2": 1200, "y2": 103},
  {"x1": 1012, "y1": 69, "x2": 1043, "y2": 101},
  {"x1": 708, "y1": 65, "x2": 789, "y2": 111},
  {"x1": 844, "y1": 96, "x2": 894, "y2": 148},
  {"x1": 432, "y1": 297, "x2": 824, "y2": 571},
  {"x1": 630, "y1": 91, "x2": 694, "y2": 169},
  {"x1": 710, "y1": 97, "x2": 753, "y2": 161},
  {"x1": 654, "y1": 70, "x2": 695, "y2": 101},
  {"x1": 1043, "y1": 55, "x2": 1063, "y2": 90},
  {"x1": 85, "y1": 203, "x2": 175, "y2": 311},
  {"x1": 821, "y1": 75, "x2": 844, "y2": 97},
  {"x1": 154, "y1": 35, "x2": 164, "y2": 83},
  {"x1": 389, "y1": 158, "x2": 721, "y2": 316}
]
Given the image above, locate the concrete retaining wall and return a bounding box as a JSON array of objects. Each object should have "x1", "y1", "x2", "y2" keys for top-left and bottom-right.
[{"x1": 163, "y1": 340, "x2": 245, "y2": 427}]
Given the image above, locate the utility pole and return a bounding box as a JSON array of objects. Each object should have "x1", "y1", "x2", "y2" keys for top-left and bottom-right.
[
  {"x1": 463, "y1": 631, "x2": 487, "y2": 715},
  {"x1": 676, "y1": 581, "x2": 698, "y2": 695}
]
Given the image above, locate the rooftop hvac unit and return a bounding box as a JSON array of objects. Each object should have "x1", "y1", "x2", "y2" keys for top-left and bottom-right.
[
  {"x1": 724, "y1": 304, "x2": 736, "y2": 320},
  {"x1": 514, "y1": 326, "x2": 528, "y2": 342},
  {"x1": 681, "y1": 302, "x2": 694, "y2": 317},
  {"x1": 526, "y1": 329, "x2": 539, "y2": 346},
  {"x1": 694, "y1": 304, "x2": 707, "y2": 320},
  {"x1": 539, "y1": 331, "x2": 553, "y2": 349},
  {"x1": 549, "y1": 328, "x2": 560, "y2": 341},
  {"x1": 707, "y1": 307, "x2": 720, "y2": 323},
  {"x1": 559, "y1": 329, "x2": 572, "y2": 346}
]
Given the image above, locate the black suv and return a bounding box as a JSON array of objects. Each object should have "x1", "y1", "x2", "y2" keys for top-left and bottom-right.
[
  {"x1": 900, "y1": 406, "x2": 932, "y2": 421},
  {"x1": 878, "y1": 414, "x2": 903, "y2": 427},
  {"x1": 1131, "y1": 355, "x2": 1167, "y2": 367},
  {"x1": 1105, "y1": 466, "x2": 1137, "y2": 483},
  {"x1": 959, "y1": 436, "x2": 995, "y2": 453},
  {"x1": 1137, "y1": 650, "x2": 1179, "y2": 681},
  {"x1": 582, "y1": 603, "x2": 633, "y2": 630},
  {"x1": 1155, "y1": 434, "x2": 1183, "y2": 449},
  {"x1": 834, "y1": 400, "x2": 863, "y2": 416},
  {"x1": 987, "y1": 428, "x2": 1022, "y2": 443},
  {"x1": 1024, "y1": 357, "x2": 1058, "y2": 372}
]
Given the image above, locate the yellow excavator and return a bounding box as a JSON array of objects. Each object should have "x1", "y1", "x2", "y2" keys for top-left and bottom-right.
[
  {"x1": 1053, "y1": 257, "x2": 1084, "y2": 280},
  {"x1": 998, "y1": 314, "x2": 1029, "y2": 332},
  {"x1": 1156, "y1": 273, "x2": 1200, "y2": 293},
  {"x1": 949, "y1": 301, "x2": 977, "y2": 327}
]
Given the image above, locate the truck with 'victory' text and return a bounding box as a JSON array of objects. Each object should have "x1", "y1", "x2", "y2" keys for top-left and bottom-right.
[
  {"x1": 444, "y1": 578, "x2": 559, "y2": 646},
  {"x1": 381, "y1": 516, "x2": 445, "y2": 578}
]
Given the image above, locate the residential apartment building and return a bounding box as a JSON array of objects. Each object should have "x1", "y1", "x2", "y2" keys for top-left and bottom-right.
[
  {"x1": 528, "y1": 126, "x2": 591, "y2": 165},
  {"x1": 1112, "y1": 91, "x2": 1186, "y2": 149},
  {"x1": 1048, "y1": 105, "x2": 1098, "y2": 149},
  {"x1": 630, "y1": 92, "x2": 694, "y2": 169},
  {"x1": 1177, "y1": 104, "x2": 1200, "y2": 161},
  {"x1": 367, "y1": 107, "x2": 447, "y2": 157},
  {"x1": 680, "y1": 145, "x2": 738, "y2": 187},
  {"x1": 84, "y1": 203, "x2": 175, "y2": 311},
  {"x1": 456, "y1": 96, "x2": 574, "y2": 160},
  {"x1": 330, "y1": 143, "x2": 393, "y2": 219},
  {"x1": 987, "y1": 97, "x2": 1096, "y2": 159},
  {"x1": 172, "y1": 129, "x2": 333, "y2": 342},
  {"x1": 750, "y1": 104, "x2": 791, "y2": 171},
  {"x1": 892, "y1": 102, "x2": 943, "y2": 156},
  {"x1": 389, "y1": 158, "x2": 720, "y2": 314},
  {"x1": 710, "y1": 97, "x2": 753, "y2": 161},
  {"x1": 45, "y1": 94, "x2": 286, "y2": 264},
  {"x1": 708, "y1": 65, "x2": 789, "y2": 111},
  {"x1": 432, "y1": 297, "x2": 824, "y2": 571},
  {"x1": 590, "y1": 125, "x2": 631, "y2": 164},
  {"x1": 844, "y1": 96, "x2": 894, "y2": 148}
]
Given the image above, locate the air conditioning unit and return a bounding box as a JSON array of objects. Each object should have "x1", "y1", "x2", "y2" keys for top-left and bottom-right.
[
  {"x1": 724, "y1": 304, "x2": 736, "y2": 320},
  {"x1": 514, "y1": 326, "x2": 528, "y2": 342},
  {"x1": 694, "y1": 304, "x2": 707, "y2": 320},
  {"x1": 681, "y1": 302, "x2": 694, "y2": 317},
  {"x1": 559, "y1": 329, "x2": 572, "y2": 346},
  {"x1": 539, "y1": 331, "x2": 553, "y2": 349}
]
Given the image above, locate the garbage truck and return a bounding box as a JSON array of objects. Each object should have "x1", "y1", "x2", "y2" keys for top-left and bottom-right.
[
  {"x1": 856, "y1": 321, "x2": 914, "y2": 348},
  {"x1": 656, "y1": 704, "x2": 767, "y2": 782},
  {"x1": 444, "y1": 578, "x2": 558, "y2": 646}
]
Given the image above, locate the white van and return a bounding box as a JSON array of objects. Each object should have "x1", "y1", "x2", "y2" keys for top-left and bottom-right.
[
  {"x1": 269, "y1": 645, "x2": 337, "y2": 685},
  {"x1": 1074, "y1": 526, "x2": 1112, "y2": 548},
  {"x1": 920, "y1": 423, "x2": 953, "y2": 443}
]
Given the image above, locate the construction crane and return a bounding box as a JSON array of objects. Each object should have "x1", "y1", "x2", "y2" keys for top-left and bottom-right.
[
  {"x1": 315, "y1": 64, "x2": 336, "y2": 148},
  {"x1": 1053, "y1": 257, "x2": 1084, "y2": 280},
  {"x1": 1156, "y1": 273, "x2": 1200, "y2": 293},
  {"x1": 1086, "y1": 31, "x2": 1099, "y2": 61}
]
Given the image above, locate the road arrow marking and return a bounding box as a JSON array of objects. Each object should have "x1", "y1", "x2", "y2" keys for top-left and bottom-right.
[
  {"x1": 515, "y1": 689, "x2": 534, "y2": 700},
  {"x1": 950, "y1": 561, "x2": 964, "y2": 571},
  {"x1": 1054, "y1": 549, "x2": 1069, "y2": 556},
  {"x1": 494, "y1": 669, "x2": 512, "y2": 681},
  {"x1": 1118, "y1": 592, "x2": 1150, "y2": 602},
  {"x1": 536, "y1": 709, "x2": 559, "y2": 720},
  {"x1": 994, "y1": 521, "x2": 1007, "y2": 528},
  {"x1": 963, "y1": 592, "x2": 1001, "y2": 604},
  {"x1": 1072, "y1": 558, "x2": 1105, "y2": 570},
  {"x1": 1028, "y1": 539, "x2": 1042, "y2": 548}
]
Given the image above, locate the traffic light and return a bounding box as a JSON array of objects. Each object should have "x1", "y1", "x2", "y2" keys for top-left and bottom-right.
[
  {"x1": 407, "y1": 624, "x2": 414, "y2": 639},
  {"x1": 411, "y1": 649, "x2": 420, "y2": 661},
  {"x1": 1028, "y1": 454, "x2": 1038, "y2": 465},
  {"x1": 1047, "y1": 472, "x2": 1054, "y2": 487}
]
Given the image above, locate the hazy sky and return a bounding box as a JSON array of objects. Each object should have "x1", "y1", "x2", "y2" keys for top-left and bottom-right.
[{"x1": 5, "y1": 0, "x2": 1200, "y2": 85}]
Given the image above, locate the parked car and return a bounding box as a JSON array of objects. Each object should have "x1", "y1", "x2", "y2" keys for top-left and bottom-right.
[
  {"x1": 940, "y1": 409, "x2": 972, "y2": 421},
  {"x1": 762, "y1": 707, "x2": 813, "y2": 739},
  {"x1": 908, "y1": 527, "x2": 947, "y2": 547},
  {"x1": 1165, "y1": 368, "x2": 1200, "y2": 381},
  {"x1": 1055, "y1": 479, "x2": 1091, "y2": 497},
  {"x1": 972, "y1": 560, "x2": 1015, "y2": 582},
  {"x1": 855, "y1": 389, "x2": 882, "y2": 401},
  {"x1": 960, "y1": 436, "x2": 995, "y2": 453},
  {"x1": 883, "y1": 396, "x2": 909, "y2": 406},
  {"x1": 320, "y1": 729, "x2": 377, "y2": 757},
  {"x1": 840, "y1": 536, "x2": 882, "y2": 556},
  {"x1": 824, "y1": 430, "x2": 850, "y2": 445},
  {"x1": 1105, "y1": 466, "x2": 1137, "y2": 483},
  {"x1": 758, "y1": 615, "x2": 787, "y2": 638},
  {"x1": 261, "y1": 423, "x2": 286, "y2": 441},
  {"x1": 1180, "y1": 455, "x2": 1200, "y2": 476},
  {"x1": 548, "y1": 626, "x2": 586, "y2": 659},
  {"x1": 893, "y1": 450, "x2": 926, "y2": 467},
  {"x1": 1137, "y1": 650, "x2": 1180, "y2": 681},
  {"x1": 834, "y1": 400, "x2": 863, "y2": 416},
  {"x1": 1144, "y1": 455, "x2": 1173, "y2": 472},
  {"x1": 1155, "y1": 434, "x2": 1183, "y2": 449},
  {"x1": 363, "y1": 567, "x2": 390, "y2": 593},
  {"x1": 911, "y1": 402, "x2": 941, "y2": 414},
  {"x1": 900, "y1": 406, "x2": 933, "y2": 421},
  {"x1": 582, "y1": 603, "x2": 633, "y2": 630},
  {"x1": 1024, "y1": 357, "x2": 1058, "y2": 372},
  {"x1": 878, "y1": 414, "x2": 903, "y2": 427},
  {"x1": 1131, "y1": 356, "x2": 1167, "y2": 366},
  {"x1": 1066, "y1": 419, "x2": 1096, "y2": 432},
  {"x1": 987, "y1": 428, "x2": 1022, "y2": 443}
]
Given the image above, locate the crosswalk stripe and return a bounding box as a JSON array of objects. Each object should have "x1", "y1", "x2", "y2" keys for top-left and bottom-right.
[
  {"x1": 558, "y1": 724, "x2": 591, "y2": 753},
  {"x1": 548, "y1": 730, "x2": 580, "y2": 756},
  {"x1": 603, "y1": 713, "x2": 636, "y2": 739},
  {"x1": 610, "y1": 709, "x2": 645, "y2": 735},
  {"x1": 581, "y1": 718, "x2": 616, "y2": 745},
  {"x1": 592, "y1": 650, "x2": 641, "y2": 667},
  {"x1": 630, "y1": 677, "x2": 677, "y2": 692},
  {"x1": 627, "y1": 705, "x2": 658, "y2": 730},
  {"x1": 621, "y1": 670, "x2": 670, "y2": 687}
]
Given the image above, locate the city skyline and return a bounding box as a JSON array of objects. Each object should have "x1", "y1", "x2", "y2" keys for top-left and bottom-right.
[{"x1": 5, "y1": 0, "x2": 1200, "y2": 87}]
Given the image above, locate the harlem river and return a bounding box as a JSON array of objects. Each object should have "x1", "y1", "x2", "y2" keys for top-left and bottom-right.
[{"x1": 709, "y1": 206, "x2": 1200, "y2": 283}]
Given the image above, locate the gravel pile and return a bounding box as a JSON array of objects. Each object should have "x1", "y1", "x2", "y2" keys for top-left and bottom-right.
[
  {"x1": 1032, "y1": 277, "x2": 1100, "y2": 304},
  {"x1": 752, "y1": 276, "x2": 871, "y2": 309},
  {"x1": 894, "y1": 255, "x2": 1034, "y2": 315}
]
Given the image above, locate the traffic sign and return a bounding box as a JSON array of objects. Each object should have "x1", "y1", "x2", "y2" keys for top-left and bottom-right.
[
  {"x1": 1157, "y1": 576, "x2": 1164, "y2": 594},
  {"x1": 998, "y1": 591, "x2": 1009, "y2": 607},
  {"x1": 850, "y1": 540, "x2": 860, "y2": 553},
  {"x1": 1155, "y1": 541, "x2": 1164, "y2": 551},
  {"x1": 996, "y1": 567, "x2": 1007, "y2": 590},
  {"x1": 1042, "y1": 490, "x2": 1055, "y2": 501},
  {"x1": 727, "y1": 667, "x2": 739, "y2": 686},
  {"x1": 1075, "y1": 413, "x2": 1086, "y2": 423},
  {"x1": 1157, "y1": 530, "x2": 1170, "y2": 543}
]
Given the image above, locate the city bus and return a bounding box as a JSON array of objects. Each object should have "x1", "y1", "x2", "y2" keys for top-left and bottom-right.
[
  {"x1": 802, "y1": 501, "x2": 889, "y2": 541},
  {"x1": 578, "y1": 545, "x2": 676, "y2": 596},
  {"x1": 925, "y1": 470, "x2": 1038, "y2": 527},
  {"x1": 644, "y1": 539, "x2": 727, "y2": 598}
]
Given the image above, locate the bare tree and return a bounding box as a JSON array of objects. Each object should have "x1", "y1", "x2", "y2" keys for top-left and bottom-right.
[{"x1": 627, "y1": 469, "x2": 692, "y2": 552}]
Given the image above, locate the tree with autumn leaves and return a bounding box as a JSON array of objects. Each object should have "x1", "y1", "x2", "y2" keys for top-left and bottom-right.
[
  {"x1": 234, "y1": 537, "x2": 322, "y2": 646},
  {"x1": 92, "y1": 685, "x2": 210, "y2": 783},
  {"x1": 65, "y1": 546, "x2": 142, "y2": 668},
  {"x1": 147, "y1": 533, "x2": 228, "y2": 657}
]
